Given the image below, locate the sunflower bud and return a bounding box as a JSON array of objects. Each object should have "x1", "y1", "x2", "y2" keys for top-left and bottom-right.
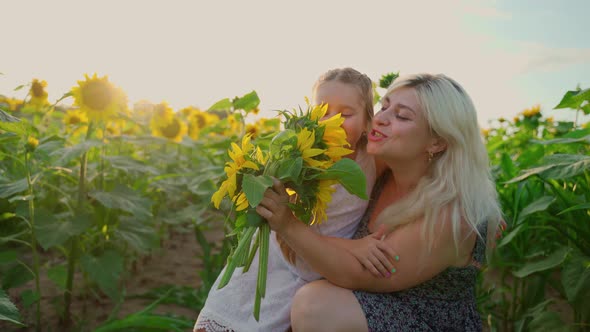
[{"x1": 25, "y1": 136, "x2": 39, "y2": 152}]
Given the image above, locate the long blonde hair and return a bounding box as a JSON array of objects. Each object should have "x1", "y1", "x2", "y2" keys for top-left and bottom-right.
[{"x1": 375, "y1": 74, "x2": 502, "y2": 254}]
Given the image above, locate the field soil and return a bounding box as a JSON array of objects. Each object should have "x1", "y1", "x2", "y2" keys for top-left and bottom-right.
[{"x1": 2, "y1": 226, "x2": 225, "y2": 332}]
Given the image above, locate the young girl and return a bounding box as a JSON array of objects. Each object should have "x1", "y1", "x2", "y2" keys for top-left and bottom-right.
[{"x1": 194, "y1": 67, "x2": 376, "y2": 332}]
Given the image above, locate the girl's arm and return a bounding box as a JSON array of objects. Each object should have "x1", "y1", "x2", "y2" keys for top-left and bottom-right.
[{"x1": 257, "y1": 178, "x2": 476, "y2": 292}]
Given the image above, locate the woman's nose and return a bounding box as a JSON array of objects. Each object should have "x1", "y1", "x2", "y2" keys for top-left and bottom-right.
[{"x1": 373, "y1": 111, "x2": 388, "y2": 126}]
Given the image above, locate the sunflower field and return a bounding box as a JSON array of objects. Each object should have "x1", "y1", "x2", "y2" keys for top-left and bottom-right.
[{"x1": 1, "y1": 74, "x2": 589, "y2": 332}]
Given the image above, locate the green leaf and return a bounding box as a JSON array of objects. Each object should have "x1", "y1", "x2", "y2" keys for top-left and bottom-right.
[
  {"x1": 500, "y1": 152, "x2": 518, "y2": 179},
  {"x1": 275, "y1": 157, "x2": 303, "y2": 181},
  {"x1": 35, "y1": 211, "x2": 93, "y2": 250},
  {"x1": 233, "y1": 91, "x2": 260, "y2": 112},
  {"x1": 246, "y1": 210, "x2": 264, "y2": 227},
  {"x1": 532, "y1": 135, "x2": 590, "y2": 145},
  {"x1": 89, "y1": 184, "x2": 153, "y2": 218},
  {"x1": 242, "y1": 174, "x2": 273, "y2": 207},
  {"x1": 0, "y1": 178, "x2": 28, "y2": 199},
  {"x1": 582, "y1": 103, "x2": 590, "y2": 115},
  {"x1": 112, "y1": 216, "x2": 160, "y2": 254},
  {"x1": 558, "y1": 203, "x2": 590, "y2": 215},
  {"x1": 0, "y1": 120, "x2": 27, "y2": 135},
  {"x1": 318, "y1": 158, "x2": 368, "y2": 199},
  {"x1": 512, "y1": 247, "x2": 570, "y2": 278},
  {"x1": 496, "y1": 223, "x2": 524, "y2": 248},
  {"x1": 13, "y1": 85, "x2": 25, "y2": 91},
  {"x1": 561, "y1": 251, "x2": 590, "y2": 304},
  {"x1": 80, "y1": 250, "x2": 124, "y2": 300},
  {"x1": 528, "y1": 311, "x2": 568, "y2": 332},
  {"x1": 517, "y1": 196, "x2": 555, "y2": 223},
  {"x1": 506, "y1": 154, "x2": 590, "y2": 182},
  {"x1": 51, "y1": 139, "x2": 103, "y2": 166},
  {"x1": 2, "y1": 264, "x2": 33, "y2": 290},
  {"x1": 269, "y1": 129, "x2": 297, "y2": 158},
  {"x1": 105, "y1": 155, "x2": 159, "y2": 175},
  {"x1": 0, "y1": 251, "x2": 17, "y2": 265},
  {"x1": 379, "y1": 71, "x2": 399, "y2": 89},
  {"x1": 208, "y1": 98, "x2": 232, "y2": 111},
  {"x1": 0, "y1": 288, "x2": 24, "y2": 326},
  {"x1": 0, "y1": 109, "x2": 20, "y2": 123},
  {"x1": 554, "y1": 88, "x2": 590, "y2": 109},
  {"x1": 47, "y1": 264, "x2": 67, "y2": 290},
  {"x1": 20, "y1": 289, "x2": 40, "y2": 309},
  {"x1": 0, "y1": 249, "x2": 18, "y2": 265}
]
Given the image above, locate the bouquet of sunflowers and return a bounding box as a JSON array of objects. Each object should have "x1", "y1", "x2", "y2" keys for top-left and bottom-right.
[{"x1": 210, "y1": 103, "x2": 367, "y2": 320}]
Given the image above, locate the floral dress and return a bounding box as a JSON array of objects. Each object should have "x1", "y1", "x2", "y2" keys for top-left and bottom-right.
[{"x1": 352, "y1": 173, "x2": 487, "y2": 332}]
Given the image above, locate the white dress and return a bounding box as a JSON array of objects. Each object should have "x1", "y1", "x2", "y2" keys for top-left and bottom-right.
[{"x1": 195, "y1": 150, "x2": 376, "y2": 332}]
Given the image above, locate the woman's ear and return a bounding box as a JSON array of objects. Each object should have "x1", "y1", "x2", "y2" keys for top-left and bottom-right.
[{"x1": 429, "y1": 137, "x2": 447, "y2": 154}]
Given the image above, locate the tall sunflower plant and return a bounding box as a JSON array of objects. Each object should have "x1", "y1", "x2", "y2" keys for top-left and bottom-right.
[{"x1": 210, "y1": 103, "x2": 368, "y2": 320}]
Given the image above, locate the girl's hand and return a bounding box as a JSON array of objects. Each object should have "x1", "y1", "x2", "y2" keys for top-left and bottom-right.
[
  {"x1": 256, "y1": 178, "x2": 296, "y2": 233},
  {"x1": 348, "y1": 224, "x2": 399, "y2": 278}
]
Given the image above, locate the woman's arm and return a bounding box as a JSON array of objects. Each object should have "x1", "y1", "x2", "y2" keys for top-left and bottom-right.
[{"x1": 258, "y1": 179, "x2": 476, "y2": 293}]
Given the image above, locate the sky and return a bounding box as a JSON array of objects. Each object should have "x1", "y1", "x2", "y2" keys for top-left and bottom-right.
[{"x1": 2, "y1": 0, "x2": 590, "y2": 127}]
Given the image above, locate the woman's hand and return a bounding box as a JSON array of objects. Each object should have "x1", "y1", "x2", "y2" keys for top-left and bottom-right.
[
  {"x1": 348, "y1": 224, "x2": 399, "y2": 278},
  {"x1": 256, "y1": 178, "x2": 296, "y2": 233}
]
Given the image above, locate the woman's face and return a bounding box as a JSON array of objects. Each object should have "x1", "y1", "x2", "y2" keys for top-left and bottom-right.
[
  {"x1": 367, "y1": 87, "x2": 435, "y2": 163},
  {"x1": 314, "y1": 81, "x2": 367, "y2": 155}
]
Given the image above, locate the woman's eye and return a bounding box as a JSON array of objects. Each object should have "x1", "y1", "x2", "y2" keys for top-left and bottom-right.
[{"x1": 395, "y1": 114, "x2": 409, "y2": 121}]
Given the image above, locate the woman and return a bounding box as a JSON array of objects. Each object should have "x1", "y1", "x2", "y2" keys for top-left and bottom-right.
[{"x1": 257, "y1": 73, "x2": 503, "y2": 331}]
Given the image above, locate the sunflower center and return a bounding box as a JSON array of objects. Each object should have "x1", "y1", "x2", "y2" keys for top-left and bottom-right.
[
  {"x1": 32, "y1": 81, "x2": 45, "y2": 97},
  {"x1": 69, "y1": 116, "x2": 81, "y2": 125},
  {"x1": 160, "y1": 119, "x2": 181, "y2": 138},
  {"x1": 82, "y1": 81, "x2": 113, "y2": 110},
  {"x1": 194, "y1": 114, "x2": 206, "y2": 128}
]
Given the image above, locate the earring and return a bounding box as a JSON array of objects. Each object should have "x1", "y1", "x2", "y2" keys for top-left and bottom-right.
[{"x1": 428, "y1": 151, "x2": 434, "y2": 162}]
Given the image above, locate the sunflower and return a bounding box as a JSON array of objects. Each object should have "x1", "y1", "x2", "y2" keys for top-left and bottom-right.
[
  {"x1": 211, "y1": 134, "x2": 260, "y2": 208},
  {"x1": 522, "y1": 104, "x2": 541, "y2": 118},
  {"x1": 234, "y1": 192, "x2": 250, "y2": 211},
  {"x1": 246, "y1": 123, "x2": 259, "y2": 139},
  {"x1": 28, "y1": 79, "x2": 49, "y2": 108},
  {"x1": 0, "y1": 97, "x2": 23, "y2": 112},
  {"x1": 319, "y1": 113, "x2": 352, "y2": 163},
  {"x1": 296, "y1": 128, "x2": 327, "y2": 168},
  {"x1": 63, "y1": 109, "x2": 88, "y2": 126},
  {"x1": 224, "y1": 113, "x2": 244, "y2": 136},
  {"x1": 311, "y1": 179, "x2": 337, "y2": 224},
  {"x1": 151, "y1": 114, "x2": 187, "y2": 143},
  {"x1": 310, "y1": 104, "x2": 327, "y2": 121},
  {"x1": 71, "y1": 74, "x2": 126, "y2": 122},
  {"x1": 25, "y1": 136, "x2": 39, "y2": 152}
]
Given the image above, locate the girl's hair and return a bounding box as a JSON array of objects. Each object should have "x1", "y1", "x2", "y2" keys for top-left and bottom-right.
[
  {"x1": 375, "y1": 74, "x2": 502, "y2": 256},
  {"x1": 312, "y1": 67, "x2": 374, "y2": 149},
  {"x1": 279, "y1": 67, "x2": 374, "y2": 265}
]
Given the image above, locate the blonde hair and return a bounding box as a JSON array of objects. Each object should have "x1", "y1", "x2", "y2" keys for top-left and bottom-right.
[
  {"x1": 279, "y1": 67, "x2": 375, "y2": 264},
  {"x1": 375, "y1": 74, "x2": 502, "y2": 255},
  {"x1": 312, "y1": 67, "x2": 374, "y2": 149}
]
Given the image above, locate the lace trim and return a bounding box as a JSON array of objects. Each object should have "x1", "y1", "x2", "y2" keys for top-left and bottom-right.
[{"x1": 194, "y1": 318, "x2": 236, "y2": 332}]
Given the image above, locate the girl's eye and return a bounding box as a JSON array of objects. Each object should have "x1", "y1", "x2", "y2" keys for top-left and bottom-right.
[{"x1": 395, "y1": 114, "x2": 409, "y2": 121}]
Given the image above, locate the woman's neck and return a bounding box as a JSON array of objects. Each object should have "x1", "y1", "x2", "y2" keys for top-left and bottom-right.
[{"x1": 384, "y1": 159, "x2": 428, "y2": 195}]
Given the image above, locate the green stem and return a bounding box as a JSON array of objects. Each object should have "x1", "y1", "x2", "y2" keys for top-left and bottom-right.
[
  {"x1": 25, "y1": 152, "x2": 41, "y2": 332},
  {"x1": 64, "y1": 121, "x2": 94, "y2": 326}
]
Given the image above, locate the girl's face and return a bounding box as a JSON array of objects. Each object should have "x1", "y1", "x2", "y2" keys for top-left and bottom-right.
[
  {"x1": 367, "y1": 87, "x2": 437, "y2": 163},
  {"x1": 314, "y1": 81, "x2": 368, "y2": 158}
]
